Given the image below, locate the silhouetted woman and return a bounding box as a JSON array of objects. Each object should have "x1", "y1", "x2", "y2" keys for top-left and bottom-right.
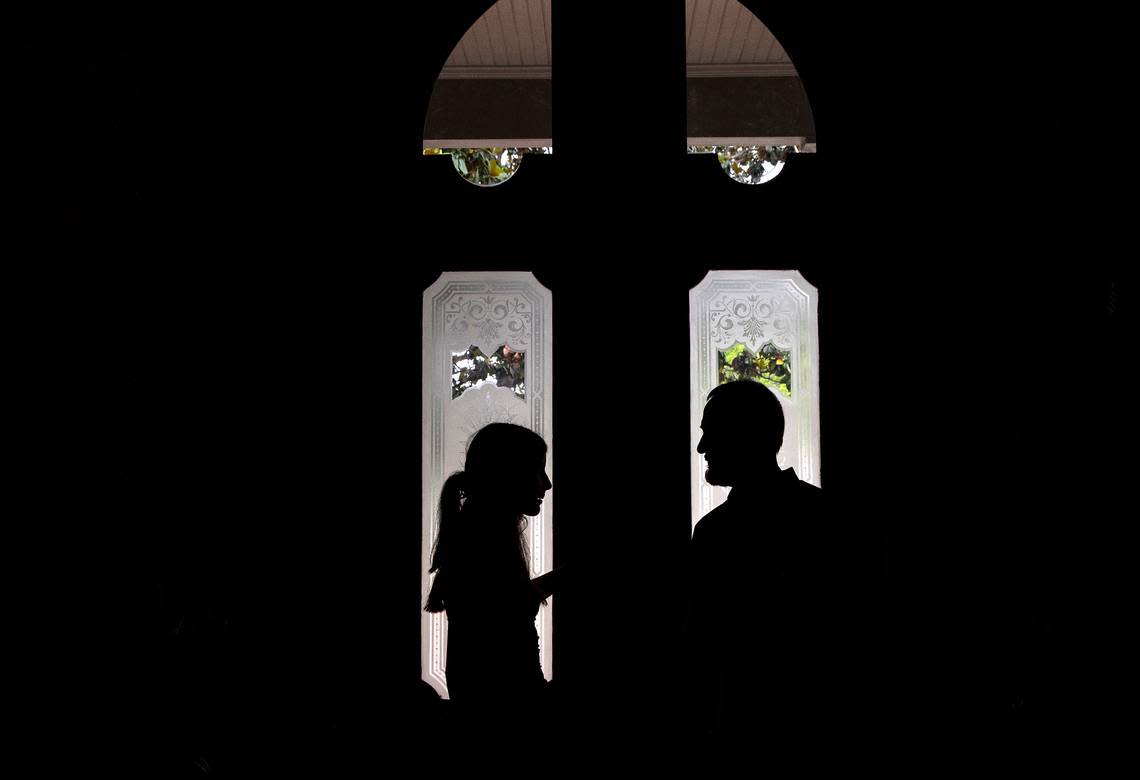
[{"x1": 425, "y1": 423, "x2": 565, "y2": 714}]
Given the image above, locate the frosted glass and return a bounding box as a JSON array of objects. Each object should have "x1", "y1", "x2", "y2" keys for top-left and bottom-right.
[
  {"x1": 689, "y1": 271, "x2": 820, "y2": 530},
  {"x1": 421, "y1": 272, "x2": 553, "y2": 698}
]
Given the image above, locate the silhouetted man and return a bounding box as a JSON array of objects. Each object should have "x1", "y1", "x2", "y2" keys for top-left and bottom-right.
[{"x1": 687, "y1": 380, "x2": 859, "y2": 767}]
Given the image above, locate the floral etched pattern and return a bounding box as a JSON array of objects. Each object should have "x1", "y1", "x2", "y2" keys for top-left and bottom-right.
[
  {"x1": 445, "y1": 295, "x2": 532, "y2": 351},
  {"x1": 708, "y1": 294, "x2": 796, "y2": 350}
]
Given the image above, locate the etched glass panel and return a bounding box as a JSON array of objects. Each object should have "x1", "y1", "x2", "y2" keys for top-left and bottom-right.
[
  {"x1": 422, "y1": 272, "x2": 553, "y2": 698},
  {"x1": 690, "y1": 271, "x2": 820, "y2": 530}
]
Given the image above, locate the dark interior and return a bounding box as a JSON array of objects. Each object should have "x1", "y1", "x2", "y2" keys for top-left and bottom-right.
[{"x1": 41, "y1": 1, "x2": 1121, "y2": 772}]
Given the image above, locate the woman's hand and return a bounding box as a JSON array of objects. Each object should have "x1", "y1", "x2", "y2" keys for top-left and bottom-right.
[{"x1": 531, "y1": 564, "x2": 571, "y2": 600}]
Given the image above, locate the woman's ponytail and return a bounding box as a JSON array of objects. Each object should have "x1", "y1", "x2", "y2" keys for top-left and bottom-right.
[{"x1": 424, "y1": 471, "x2": 468, "y2": 612}]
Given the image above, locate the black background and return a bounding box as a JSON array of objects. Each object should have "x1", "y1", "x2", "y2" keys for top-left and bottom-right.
[{"x1": 35, "y1": 1, "x2": 1121, "y2": 772}]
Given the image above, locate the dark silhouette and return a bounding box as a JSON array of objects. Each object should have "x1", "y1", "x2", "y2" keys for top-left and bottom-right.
[
  {"x1": 424, "y1": 422, "x2": 567, "y2": 730},
  {"x1": 687, "y1": 380, "x2": 868, "y2": 766}
]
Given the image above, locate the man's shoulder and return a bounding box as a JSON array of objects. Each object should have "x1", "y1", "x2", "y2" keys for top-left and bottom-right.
[
  {"x1": 692, "y1": 501, "x2": 734, "y2": 543},
  {"x1": 784, "y1": 469, "x2": 823, "y2": 495}
]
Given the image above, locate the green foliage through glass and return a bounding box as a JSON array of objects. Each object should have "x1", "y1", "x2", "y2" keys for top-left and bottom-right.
[
  {"x1": 717, "y1": 342, "x2": 791, "y2": 397},
  {"x1": 686, "y1": 145, "x2": 795, "y2": 184},
  {"x1": 423, "y1": 147, "x2": 552, "y2": 187},
  {"x1": 452, "y1": 344, "x2": 526, "y2": 399}
]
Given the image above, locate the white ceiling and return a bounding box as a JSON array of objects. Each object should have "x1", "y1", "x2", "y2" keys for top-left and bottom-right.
[
  {"x1": 686, "y1": 0, "x2": 796, "y2": 76},
  {"x1": 442, "y1": 0, "x2": 551, "y2": 77},
  {"x1": 438, "y1": 0, "x2": 797, "y2": 79}
]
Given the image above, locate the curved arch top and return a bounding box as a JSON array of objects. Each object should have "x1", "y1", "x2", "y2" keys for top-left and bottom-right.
[
  {"x1": 424, "y1": 0, "x2": 553, "y2": 149},
  {"x1": 686, "y1": 0, "x2": 817, "y2": 170}
]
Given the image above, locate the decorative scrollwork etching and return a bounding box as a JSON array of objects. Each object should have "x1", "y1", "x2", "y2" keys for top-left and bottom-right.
[
  {"x1": 449, "y1": 383, "x2": 526, "y2": 470},
  {"x1": 708, "y1": 294, "x2": 797, "y2": 350},
  {"x1": 445, "y1": 295, "x2": 532, "y2": 353}
]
